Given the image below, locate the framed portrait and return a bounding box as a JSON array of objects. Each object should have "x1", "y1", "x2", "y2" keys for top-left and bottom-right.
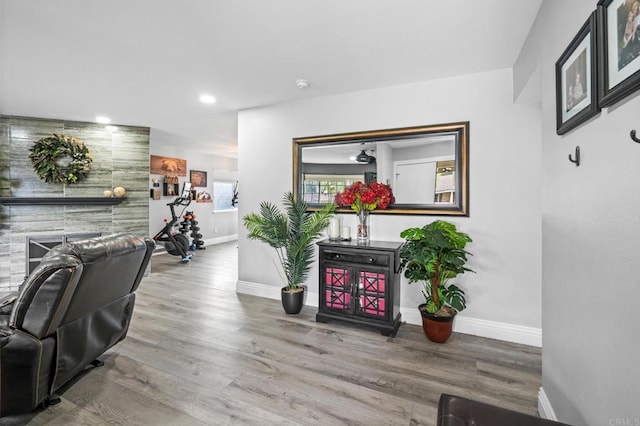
[
  {"x1": 556, "y1": 12, "x2": 600, "y2": 135},
  {"x1": 190, "y1": 170, "x2": 207, "y2": 187},
  {"x1": 597, "y1": 0, "x2": 640, "y2": 106},
  {"x1": 150, "y1": 155, "x2": 187, "y2": 176}
]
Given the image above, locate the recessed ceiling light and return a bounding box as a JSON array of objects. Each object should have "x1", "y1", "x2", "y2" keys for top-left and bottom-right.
[
  {"x1": 296, "y1": 79, "x2": 310, "y2": 89},
  {"x1": 199, "y1": 94, "x2": 216, "y2": 104},
  {"x1": 96, "y1": 116, "x2": 111, "y2": 124}
]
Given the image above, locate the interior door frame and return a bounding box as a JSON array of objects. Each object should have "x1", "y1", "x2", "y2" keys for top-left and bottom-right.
[{"x1": 393, "y1": 155, "x2": 454, "y2": 204}]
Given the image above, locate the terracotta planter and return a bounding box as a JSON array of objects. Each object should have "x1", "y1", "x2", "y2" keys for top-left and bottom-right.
[
  {"x1": 419, "y1": 304, "x2": 455, "y2": 343},
  {"x1": 281, "y1": 286, "x2": 305, "y2": 314}
]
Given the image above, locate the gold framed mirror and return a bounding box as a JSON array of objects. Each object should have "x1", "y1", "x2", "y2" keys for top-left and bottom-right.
[{"x1": 293, "y1": 121, "x2": 469, "y2": 215}]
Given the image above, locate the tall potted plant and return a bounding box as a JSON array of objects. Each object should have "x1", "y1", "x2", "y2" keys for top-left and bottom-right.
[
  {"x1": 399, "y1": 220, "x2": 474, "y2": 343},
  {"x1": 243, "y1": 192, "x2": 336, "y2": 314}
]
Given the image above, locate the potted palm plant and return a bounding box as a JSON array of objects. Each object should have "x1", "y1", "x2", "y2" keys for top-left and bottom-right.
[
  {"x1": 243, "y1": 192, "x2": 336, "y2": 314},
  {"x1": 399, "y1": 220, "x2": 474, "y2": 343}
]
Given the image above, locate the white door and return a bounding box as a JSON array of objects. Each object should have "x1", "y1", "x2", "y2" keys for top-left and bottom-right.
[{"x1": 394, "y1": 161, "x2": 437, "y2": 204}]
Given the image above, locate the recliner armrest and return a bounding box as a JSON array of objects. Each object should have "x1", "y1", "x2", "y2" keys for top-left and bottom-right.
[{"x1": 0, "y1": 292, "x2": 18, "y2": 315}]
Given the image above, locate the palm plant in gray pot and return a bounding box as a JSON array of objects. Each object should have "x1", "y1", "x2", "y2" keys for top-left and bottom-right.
[
  {"x1": 243, "y1": 191, "x2": 336, "y2": 314},
  {"x1": 399, "y1": 220, "x2": 474, "y2": 342}
]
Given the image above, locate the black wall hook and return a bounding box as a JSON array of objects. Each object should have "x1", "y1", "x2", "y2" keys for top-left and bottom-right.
[
  {"x1": 568, "y1": 146, "x2": 580, "y2": 166},
  {"x1": 631, "y1": 129, "x2": 640, "y2": 143}
]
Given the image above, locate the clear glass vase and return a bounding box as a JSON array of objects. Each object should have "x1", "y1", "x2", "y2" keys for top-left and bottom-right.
[{"x1": 356, "y1": 209, "x2": 370, "y2": 243}]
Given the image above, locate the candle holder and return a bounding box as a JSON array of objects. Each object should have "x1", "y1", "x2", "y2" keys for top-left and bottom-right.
[
  {"x1": 328, "y1": 217, "x2": 342, "y2": 241},
  {"x1": 341, "y1": 226, "x2": 351, "y2": 241}
]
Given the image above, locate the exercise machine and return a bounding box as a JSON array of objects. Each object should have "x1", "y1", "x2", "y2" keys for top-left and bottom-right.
[{"x1": 153, "y1": 182, "x2": 194, "y2": 263}]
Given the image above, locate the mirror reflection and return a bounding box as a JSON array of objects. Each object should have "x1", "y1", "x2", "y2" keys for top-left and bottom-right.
[{"x1": 293, "y1": 122, "x2": 469, "y2": 216}]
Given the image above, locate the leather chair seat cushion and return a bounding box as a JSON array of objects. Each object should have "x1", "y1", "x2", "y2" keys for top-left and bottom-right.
[{"x1": 437, "y1": 394, "x2": 572, "y2": 426}]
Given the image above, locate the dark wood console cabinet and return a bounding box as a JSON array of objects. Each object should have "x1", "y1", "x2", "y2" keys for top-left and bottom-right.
[{"x1": 316, "y1": 239, "x2": 402, "y2": 336}]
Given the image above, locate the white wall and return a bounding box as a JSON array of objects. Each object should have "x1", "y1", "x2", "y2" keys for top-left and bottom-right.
[
  {"x1": 149, "y1": 130, "x2": 238, "y2": 245},
  {"x1": 376, "y1": 142, "x2": 393, "y2": 185},
  {"x1": 516, "y1": 1, "x2": 640, "y2": 424},
  {"x1": 238, "y1": 68, "x2": 542, "y2": 344}
]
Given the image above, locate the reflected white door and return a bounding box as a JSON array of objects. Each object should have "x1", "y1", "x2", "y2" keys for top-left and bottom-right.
[{"x1": 394, "y1": 161, "x2": 437, "y2": 204}]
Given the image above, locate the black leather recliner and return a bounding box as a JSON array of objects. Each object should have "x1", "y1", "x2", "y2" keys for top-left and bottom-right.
[{"x1": 0, "y1": 233, "x2": 154, "y2": 417}]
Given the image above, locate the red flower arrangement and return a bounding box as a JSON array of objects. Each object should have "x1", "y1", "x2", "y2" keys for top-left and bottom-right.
[{"x1": 334, "y1": 181, "x2": 395, "y2": 213}]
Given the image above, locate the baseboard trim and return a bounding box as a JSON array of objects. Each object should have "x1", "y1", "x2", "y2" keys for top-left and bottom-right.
[
  {"x1": 206, "y1": 235, "x2": 238, "y2": 245},
  {"x1": 237, "y1": 280, "x2": 542, "y2": 347},
  {"x1": 538, "y1": 387, "x2": 559, "y2": 421},
  {"x1": 237, "y1": 280, "x2": 281, "y2": 300},
  {"x1": 456, "y1": 315, "x2": 541, "y2": 347},
  {"x1": 237, "y1": 280, "x2": 320, "y2": 307},
  {"x1": 402, "y1": 308, "x2": 541, "y2": 347}
]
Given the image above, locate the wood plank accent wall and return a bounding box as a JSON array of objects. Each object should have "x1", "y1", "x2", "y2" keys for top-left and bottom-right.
[{"x1": 0, "y1": 116, "x2": 150, "y2": 290}]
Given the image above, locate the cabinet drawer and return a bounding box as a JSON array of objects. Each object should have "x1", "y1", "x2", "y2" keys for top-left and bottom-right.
[{"x1": 322, "y1": 250, "x2": 390, "y2": 267}]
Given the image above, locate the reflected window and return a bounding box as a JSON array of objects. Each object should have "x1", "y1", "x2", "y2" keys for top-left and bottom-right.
[
  {"x1": 302, "y1": 174, "x2": 361, "y2": 203},
  {"x1": 213, "y1": 181, "x2": 236, "y2": 210}
]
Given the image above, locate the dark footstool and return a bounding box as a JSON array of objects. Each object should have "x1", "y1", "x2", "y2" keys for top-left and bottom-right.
[{"x1": 437, "y1": 394, "x2": 572, "y2": 426}]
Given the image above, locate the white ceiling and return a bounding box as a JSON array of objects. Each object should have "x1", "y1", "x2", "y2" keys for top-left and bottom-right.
[{"x1": 0, "y1": 0, "x2": 542, "y2": 157}]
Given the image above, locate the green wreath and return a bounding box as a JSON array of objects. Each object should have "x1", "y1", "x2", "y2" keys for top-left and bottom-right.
[{"x1": 29, "y1": 134, "x2": 93, "y2": 184}]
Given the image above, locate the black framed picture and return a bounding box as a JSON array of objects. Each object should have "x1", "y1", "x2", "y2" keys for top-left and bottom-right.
[
  {"x1": 556, "y1": 12, "x2": 600, "y2": 135},
  {"x1": 597, "y1": 0, "x2": 640, "y2": 106}
]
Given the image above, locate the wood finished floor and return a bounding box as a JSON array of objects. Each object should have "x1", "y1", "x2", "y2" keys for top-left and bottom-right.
[{"x1": 3, "y1": 241, "x2": 542, "y2": 425}]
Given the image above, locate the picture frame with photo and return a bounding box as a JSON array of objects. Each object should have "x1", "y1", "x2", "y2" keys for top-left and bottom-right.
[
  {"x1": 556, "y1": 12, "x2": 600, "y2": 135},
  {"x1": 597, "y1": 0, "x2": 640, "y2": 106},
  {"x1": 150, "y1": 155, "x2": 187, "y2": 176},
  {"x1": 190, "y1": 170, "x2": 207, "y2": 188},
  {"x1": 196, "y1": 190, "x2": 213, "y2": 203}
]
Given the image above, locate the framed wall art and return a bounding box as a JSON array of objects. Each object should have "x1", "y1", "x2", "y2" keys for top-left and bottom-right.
[
  {"x1": 597, "y1": 0, "x2": 640, "y2": 106},
  {"x1": 556, "y1": 12, "x2": 600, "y2": 135},
  {"x1": 150, "y1": 155, "x2": 187, "y2": 176},
  {"x1": 190, "y1": 169, "x2": 207, "y2": 187},
  {"x1": 196, "y1": 190, "x2": 212, "y2": 203}
]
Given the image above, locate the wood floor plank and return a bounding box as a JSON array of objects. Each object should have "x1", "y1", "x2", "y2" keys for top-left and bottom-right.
[
  {"x1": 3, "y1": 241, "x2": 543, "y2": 425},
  {"x1": 91, "y1": 353, "x2": 299, "y2": 425},
  {"x1": 56, "y1": 372, "x2": 209, "y2": 425},
  {"x1": 409, "y1": 402, "x2": 438, "y2": 426},
  {"x1": 224, "y1": 366, "x2": 415, "y2": 426},
  {"x1": 112, "y1": 335, "x2": 247, "y2": 387},
  {"x1": 29, "y1": 406, "x2": 116, "y2": 426}
]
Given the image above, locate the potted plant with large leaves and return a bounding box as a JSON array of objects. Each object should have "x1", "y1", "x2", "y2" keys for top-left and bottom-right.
[
  {"x1": 399, "y1": 220, "x2": 474, "y2": 343},
  {"x1": 243, "y1": 192, "x2": 336, "y2": 314}
]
